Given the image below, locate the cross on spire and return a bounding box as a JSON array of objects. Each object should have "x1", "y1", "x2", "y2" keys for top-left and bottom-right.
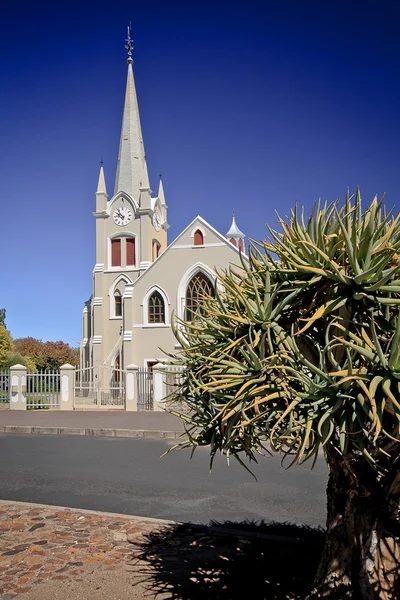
[{"x1": 125, "y1": 24, "x2": 133, "y2": 64}]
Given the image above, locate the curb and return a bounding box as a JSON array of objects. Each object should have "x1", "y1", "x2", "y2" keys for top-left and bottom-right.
[
  {"x1": 0, "y1": 425, "x2": 183, "y2": 439},
  {"x1": 0, "y1": 500, "x2": 323, "y2": 546},
  {"x1": 0, "y1": 499, "x2": 176, "y2": 526}
]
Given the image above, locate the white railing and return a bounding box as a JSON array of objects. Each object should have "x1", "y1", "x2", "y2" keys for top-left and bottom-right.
[
  {"x1": 0, "y1": 370, "x2": 10, "y2": 403},
  {"x1": 27, "y1": 371, "x2": 60, "y2": 409}
]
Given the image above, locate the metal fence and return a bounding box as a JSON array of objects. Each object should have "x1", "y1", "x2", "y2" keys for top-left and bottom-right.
[
  {"x1": 74, "y1": 366, "x2": 125, "y2": 408},
  {"x1": 164, "y1": 366, "x2": 184, "y2": 400},
  {"x1": 0, "y1": 370, "x2": 9, "y2": 403},
  {"x1": 137, "y1": 367, "x2": 153, "y2": 410},
  {"x1": 27, "y1": 371, "x2": 60, "y2": 409},
  {"x1": 75, "y1": 365, "x2": 96, "y2": 407}
]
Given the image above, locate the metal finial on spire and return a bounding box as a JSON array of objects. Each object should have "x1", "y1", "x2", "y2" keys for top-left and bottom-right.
[
  {"x1": 232, "y1": 209, "x2": 235, "y2": 218},
  {"x1": 125, "y1": 23, "x2": 134, "y2": 64},
  {"x1": 100, "y1": 158, "x2": 104, "y2": 167},
  {"x1": 159, "y1": 173, "x2": 162, "y2": 180}
]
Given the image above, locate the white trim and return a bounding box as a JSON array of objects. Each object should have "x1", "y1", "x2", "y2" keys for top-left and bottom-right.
[
  {"x1": 176, "y1": 262, "x2": 220, "y2": 321},
  {"x1": 190, "y1": 225, "x2": 207, "y2": 239},
  {"x1": 106, "y1": 191, "x2": 139, "y2": 215},
  {"x1": 171, "y1": 243, "x2": 226, "y2": 249},
  {"x1": 132, "y1": 324, "x2": 170, "y2": 329},
  {"x1": 93, "y1": 263, "x2": 104, "y2": 273},
  {"x1": 142, "y1": 285, "x2": 170, "y2": 326},
  {"x1": 82, "y1": 338, "x2": 89, "y2": 345},
  {"x1": 108, "y1": 274, "x2": 133, "y2": 319},
  {"x1": 107, "y1": 232, "x2": 138, "y2": 271},
  {"x1": 139, "y1": 260, "x2": 152, "y2": 270},
  {"x1": 123, "y1": 330, "x2": 132, "y2": 341},
  {"x1": 82, "y1": 307, "x2": 88, "y2": 313},
  {"x1": 92, "y1": 335, "x2": 102, "y2": 344},
  {"x1": 93, "y1": 297, "x2": 103, "y2": 306},
  {"x1": 110, "y1": 350, "x2": 121, "y2": 368},
  {"x1": 123, "y1": 284, "x2": 133, "y2": 299},
  {"x1": 104, "y1": 268, "x2": 140, "y2": 274}
]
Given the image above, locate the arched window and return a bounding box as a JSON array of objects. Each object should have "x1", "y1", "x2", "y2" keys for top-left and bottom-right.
[
  {"x1": 148, "y1": 291, "x2": 165, "y2": 324},
  {"x1": 152, "y1": 239, "x2": 161, "y2": 261},
  {"x1": 238, "y1": 238, "x2": 244, "y2": 251},
  {"x1": 194, "y1": 229, "x2": 204, "y2": 246},
  {"x1": 185, "y1": 272, "x2": 214, "y2": 321},
  {"x1": 114, "y1": 290, "x2": 122, "y2": 317},
  {"x1": 230, "y1": 237, "x2": 237, "y2": 246}
]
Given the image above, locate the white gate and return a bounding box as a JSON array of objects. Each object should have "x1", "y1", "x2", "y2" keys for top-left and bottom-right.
[{"x1": 74, "y1": 366, "x2": 125, "y2": 409}]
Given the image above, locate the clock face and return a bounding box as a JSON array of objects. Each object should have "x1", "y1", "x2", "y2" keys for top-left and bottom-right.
[
  {"x1": 113, "y1": 206, "x2": 132, "y2": 226},
  {"x1": 152, "y1": 212, "x2": 161, "y2": 232}
]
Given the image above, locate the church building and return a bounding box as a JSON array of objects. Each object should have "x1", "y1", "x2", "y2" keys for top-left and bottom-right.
[{"x1": 80, "y1": 30, "x2": 246, "y2": 374}]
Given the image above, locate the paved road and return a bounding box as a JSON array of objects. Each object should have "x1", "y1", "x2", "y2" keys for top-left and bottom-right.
[{"x1": 0, "y1": 434, "x2": 327, "y2": 528}]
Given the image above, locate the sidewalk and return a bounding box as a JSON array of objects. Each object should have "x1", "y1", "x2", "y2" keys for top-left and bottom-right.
[
  {"x1": 0, "y1": 500, "x2": 171, "y2": 599},
  {"x1": 0, "y1": 500, "x2": 324, "y2": 599},
  {"x1": 0, "y1": 411, "x2": 184, "y2": 440}
]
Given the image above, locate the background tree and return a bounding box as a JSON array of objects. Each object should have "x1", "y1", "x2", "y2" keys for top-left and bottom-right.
[
  {"x1": 4, "y1": 352, "x2": 36, "y2": 371},
  {"x1": 0, "y1": 309, "x2": 6, "y2": 328},
  {"x1": 0, "y1": 326, "x2": 12, "y2": 368},
  {"x1": 13, "y1": 338, "x2": 79, "y2": 370},
  {"x1": 169, "y1": 191, "x2": 400, "y2": 599}
]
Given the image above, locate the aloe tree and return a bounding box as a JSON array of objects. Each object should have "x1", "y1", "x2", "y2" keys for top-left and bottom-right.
[{"x1": 168, "y1": 191, "x2": 400, "y2": 599}]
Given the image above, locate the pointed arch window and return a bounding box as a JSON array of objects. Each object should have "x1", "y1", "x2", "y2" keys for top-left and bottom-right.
[
  {"x1": 114, "y1": 290, "x2": 122, "y2": 317},
  {"x1": 148, "y1": 291, "x2": 165, "y2": 324},
  {"x1": 185, "y1": 272, "x2": 214, "y2": 321},
  {"x1": 194, "y1": 230, "x2": 204, "y2": 246}
]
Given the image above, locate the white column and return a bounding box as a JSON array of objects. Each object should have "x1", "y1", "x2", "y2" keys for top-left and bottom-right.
[
  {"x1": 9, "y1": 364, "x2": 27, "y2": 410},
  {"x1": 152, "y1": 363, "x2": 167, "y2": 412},
  {"x1": 60, "y1": 364, "x2": 75, "y2": 410},
  {"x1": 126, "y1": 364, "x2": 139, "y2": 411}
]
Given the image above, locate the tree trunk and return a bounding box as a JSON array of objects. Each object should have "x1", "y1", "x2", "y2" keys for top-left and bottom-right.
[{"x1": 307, "y1": 453, "x2": 400, "y2": 600}]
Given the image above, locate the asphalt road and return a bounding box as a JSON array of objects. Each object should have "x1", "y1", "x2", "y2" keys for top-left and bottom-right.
[{"x1": 0, "y1": 434, "x2": 328, "y2": 527}]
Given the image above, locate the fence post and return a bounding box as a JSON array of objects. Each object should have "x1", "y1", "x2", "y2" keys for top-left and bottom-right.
[
  {"x1": 9, "y1": 364, "x2": 27, "y2": 410},
  {"x1": 152, "y1": 363, "x2": 167, "y2": 412},
  {"x1": 126, "y1": 364, "x2": 139, "y2": 411},
  {"x1": 60, "y1": 364, "x2": 75, "y2": 410}
]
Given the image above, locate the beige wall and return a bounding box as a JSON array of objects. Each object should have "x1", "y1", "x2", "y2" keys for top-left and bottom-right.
[{"x1": 82, "y1": 215, "x2": 244, "y2": 372}]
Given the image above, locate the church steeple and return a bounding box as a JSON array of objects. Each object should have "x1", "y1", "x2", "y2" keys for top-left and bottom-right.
[{"x1": 113, "y1": 26, "x2": 150, "y2": 201}]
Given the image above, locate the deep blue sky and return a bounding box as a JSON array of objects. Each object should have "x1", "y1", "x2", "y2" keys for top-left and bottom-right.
[{"x1": 1, "y1": 0, "x2": 399, "y2": 346}]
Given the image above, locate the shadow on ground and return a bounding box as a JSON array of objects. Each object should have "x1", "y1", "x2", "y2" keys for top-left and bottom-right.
[{"x1": 132, "y1": 520, "x2": 325, "y2": 599}]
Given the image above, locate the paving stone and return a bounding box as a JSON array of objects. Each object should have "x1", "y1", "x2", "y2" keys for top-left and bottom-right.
[{"x1": 0, "y1": 500, "x2": 168, "y2": 596}]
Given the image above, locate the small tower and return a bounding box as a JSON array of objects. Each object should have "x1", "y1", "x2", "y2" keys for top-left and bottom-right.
[{"x1": 226, "y1": 211, "x2": 246, "y2": 252}]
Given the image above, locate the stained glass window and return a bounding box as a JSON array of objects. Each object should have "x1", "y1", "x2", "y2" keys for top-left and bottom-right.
[
  {"x1": 148, "y1": 291, "x2": 165, "y2": 323},
  {"x1": 185, "y1": 272, "x2": 214, "y2": 321}
]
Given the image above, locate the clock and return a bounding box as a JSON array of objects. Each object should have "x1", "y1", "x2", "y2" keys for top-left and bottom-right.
[
  {"x1": 152, "y1": 212, "x2": 161, "y2": 232},
  {"x1": 113, "y1": 206, "x2": 132, "y2": 226}
]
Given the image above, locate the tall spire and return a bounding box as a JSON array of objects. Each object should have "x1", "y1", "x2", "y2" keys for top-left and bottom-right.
[{"x1": 113, "y1": 26, "x2": 150, "y2": 201}]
